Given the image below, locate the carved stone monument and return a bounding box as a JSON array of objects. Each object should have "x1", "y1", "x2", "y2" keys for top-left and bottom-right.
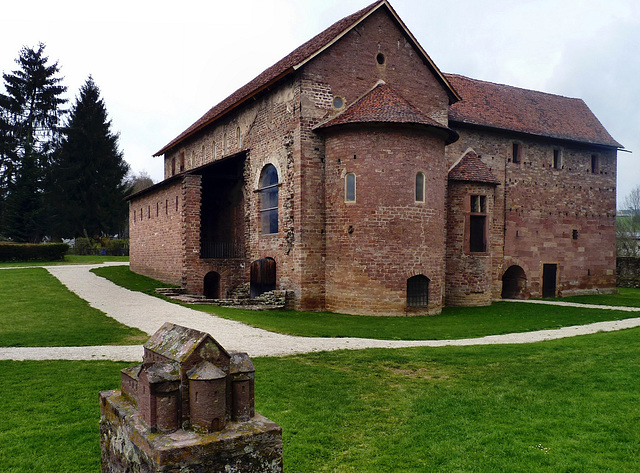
[{"x1": 100, "y1": 323, "x2": 282, "y2": 472}]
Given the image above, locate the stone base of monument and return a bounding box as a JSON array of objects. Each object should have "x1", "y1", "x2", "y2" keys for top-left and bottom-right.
[{"x1": 100, "y1": 390, "x2": 283, "y2": 473}]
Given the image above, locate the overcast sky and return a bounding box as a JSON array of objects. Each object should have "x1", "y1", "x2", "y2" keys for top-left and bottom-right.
[{"x1": 1, "y1": 0, "x2": 638, "y2": 207}]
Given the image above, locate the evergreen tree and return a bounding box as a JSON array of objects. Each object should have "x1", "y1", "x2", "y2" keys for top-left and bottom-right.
[
  {"x1": 49, "y1": 76, "x2": 129, "y2": 238},
  {"x1": 0, "y1": 43, "x2": 66, "y2": 241}
]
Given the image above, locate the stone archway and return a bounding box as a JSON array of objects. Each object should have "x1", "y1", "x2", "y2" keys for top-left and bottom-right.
[
  {"x1": 203, "y1": 271, "x2": 221, "y2": 299},
  {"x1": 501, "y1": 265, "x2": 526, "y2": 299}
]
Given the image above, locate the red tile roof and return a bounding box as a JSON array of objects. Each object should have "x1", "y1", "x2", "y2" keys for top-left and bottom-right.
[
  {"x1": 154, "y1": 0, "x2": 458, "y2": 157},
  {"x1": 315, "y1": 81, "x2": 458, "y2": 143},
  {"x1": 448, "y1": 150, "x2": 500, "y2": 184},
  {"x1": 446, "y1": 74, "x2": 621, "y2": 148}
]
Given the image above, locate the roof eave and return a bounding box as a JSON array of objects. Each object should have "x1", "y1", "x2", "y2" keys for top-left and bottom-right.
[
  {"x1": 448, "y1": 119, "x2": 623, "y2": 150},
  {"x1": 153, "y1": 67, "x2": 295, "y2": 157}
]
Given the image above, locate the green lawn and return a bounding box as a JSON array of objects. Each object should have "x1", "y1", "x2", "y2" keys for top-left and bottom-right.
[
  {"x1": 92, "y1": 266, "x2": 640, "y2": 341},
  {"x1": 0, "y1": 254, "x2": 129, "y2": 268},
  {"x1": 2, "y1": 328, "x2": 640, "y2": 472},
  {"x1": 0, "y1": 268, "x2": 147, "y2": 347},
  {"x1": 548, "y1": 287, "x2": 640, "y2": 307}
]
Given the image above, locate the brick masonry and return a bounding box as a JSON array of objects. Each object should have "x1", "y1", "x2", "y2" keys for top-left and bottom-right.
[{"x1": 128, "y1": 3, "x2": 618, "y2": 315}]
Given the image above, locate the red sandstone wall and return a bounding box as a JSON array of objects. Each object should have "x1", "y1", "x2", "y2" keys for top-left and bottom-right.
[
  {"x1": 445, "y1": 181, "x2": 496, "y2": 306},
  {"x1": 324, "y1": 128, "x2": 447, "y2": 315},
  {"x1": 129, "y1": 180, "x2": 183, "y2": 285},
  {"x1": 446, "y1": 127, "x2": 617, "y2": 298},
  {"x1": 296, "y1": 8, "x2": 452, "y2": 312}
]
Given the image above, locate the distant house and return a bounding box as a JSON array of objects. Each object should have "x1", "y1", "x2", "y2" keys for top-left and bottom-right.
[{"x1": 128, "y1": 0, "x2": 620, "y2": 316}]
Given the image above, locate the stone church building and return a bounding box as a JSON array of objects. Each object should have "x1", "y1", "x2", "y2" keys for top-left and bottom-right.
[{"x1": 128, "y1": 0, "x2": 620, "y2": 316}]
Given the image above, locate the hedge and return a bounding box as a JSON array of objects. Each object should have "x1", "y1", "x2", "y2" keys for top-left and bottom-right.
[{"x1": 0, "y1": 243, "x2": 69, "y2": 262}]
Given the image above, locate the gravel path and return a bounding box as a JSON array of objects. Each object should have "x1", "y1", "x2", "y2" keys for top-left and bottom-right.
[{"x1": 1, "y1": 263, "x2": 639, "y2": 362}]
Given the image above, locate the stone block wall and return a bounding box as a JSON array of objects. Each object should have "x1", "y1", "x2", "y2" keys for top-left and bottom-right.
[
  {"x1": 445, "y1": 181, "x2": 496, "y2": 306},
  {"x1": 446, "y1": 127, "x2": 617, "y2": 298},
  {"x1": 617, "y1": 257, "x2": 640, "y2": 288}
]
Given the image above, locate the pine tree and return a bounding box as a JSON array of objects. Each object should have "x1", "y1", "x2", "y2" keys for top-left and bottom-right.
[
  {"x1": 49, "y1": 76, "x2": 129, "y2": 238},
  {"x1": 0, "y1": 43, "x2": 66, "y2": 241}
]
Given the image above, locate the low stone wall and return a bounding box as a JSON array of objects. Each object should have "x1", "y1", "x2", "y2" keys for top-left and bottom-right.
[
  {"x1": 156, "y1": 287, "x2": 294, "y2": 310},
  {"x1": 617, "y1": 257, "x2": 640, "y2": 288}
]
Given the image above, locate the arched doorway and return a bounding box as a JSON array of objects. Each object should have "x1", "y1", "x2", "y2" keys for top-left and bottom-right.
[
  {"x1": 203, "y1": 271, "x2": 221, "y2": 299},
  {"x1": 407, "y1": 275, "x2": 430, "y2": 308},
  {"x1": 502, "y1": 265, "x2": 526, "y2": 299},
  {"x1": 250, "y1": 257, "x2": 276, "y2": 298}
]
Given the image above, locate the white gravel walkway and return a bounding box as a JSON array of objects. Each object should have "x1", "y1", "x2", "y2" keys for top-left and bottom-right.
[{"x1": 1, "y1": 263, "x2": 640, "y2": 362}]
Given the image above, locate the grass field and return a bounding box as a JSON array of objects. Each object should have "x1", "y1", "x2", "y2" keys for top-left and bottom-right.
[
  {"x1": 92, "y1": 266, "x2": 640, "y2": 340},
  {"x1": 548, "y1": 287, "x2": 640, "y2": 307},
  {"x1": 0, "y1": 254, "x2": 128, "y2": 268},
  {"x1": 0, "y1": 268, "x2": 148, "y2": 347},
  {"x1": 2, "y1": 327, "x2": 639, "y2": 472}
]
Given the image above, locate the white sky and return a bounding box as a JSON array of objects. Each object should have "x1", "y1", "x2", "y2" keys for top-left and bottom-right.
[{"x1": 1, "y1": 0, "x2": 638, "y2": 207}]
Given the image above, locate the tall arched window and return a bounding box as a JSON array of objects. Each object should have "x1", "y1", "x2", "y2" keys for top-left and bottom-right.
[
  {"x1": 259, "y1": 164, "x2": 279, "y2": 234},
  {"x1": 345, "y1": 173, "x2": 356, "y2": 202},
  {"x1": 415, "y1": 172, "x2": 425, "y2": 202}
]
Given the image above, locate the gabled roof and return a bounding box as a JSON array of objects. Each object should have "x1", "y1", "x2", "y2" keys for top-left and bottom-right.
[
  {"x1": 154, "y1": 0, "x2": 459, "y2": 157},
  {"x1": 449, "y1": 150, "x2": 500, "y2": 185},
  {"x1": 144, "y1": 322, "x2": 230, "y2": 363},
  {"x1": 315, "y1": 81, "x2": 458, "y2": 144},
  {"x1": 446, "y1": 73, "x2": 622, "y2": 149}
]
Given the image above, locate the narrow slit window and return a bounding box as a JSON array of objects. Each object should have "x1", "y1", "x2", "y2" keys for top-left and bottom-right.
[
  {"x1": 512, "y1": 143, "x2": 521, "y2": 164},
  {"x1": 345, "y1": 173, "x2": 356, "y2": 202},
  {"x1": 415, "y1": 172, "x2": 425, "y2": 202},
  {"x1": 237, "y1": 127, "x2": 242, "y2": 148},
  {"x1": 591, "y1": 155, "x2": 599, "y2": 174},
  {"x1": 553, "y1": 149, "x2": 562, "y2": 169}
]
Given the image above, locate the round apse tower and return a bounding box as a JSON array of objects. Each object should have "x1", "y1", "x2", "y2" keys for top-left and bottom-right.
[{"x1": 315, "y1": 82, "x2": 458, "y2": 316}]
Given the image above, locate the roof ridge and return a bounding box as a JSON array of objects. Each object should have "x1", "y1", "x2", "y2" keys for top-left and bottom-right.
[{"x1": 444, "y1": 73, "x2": 585, "y2": 102}]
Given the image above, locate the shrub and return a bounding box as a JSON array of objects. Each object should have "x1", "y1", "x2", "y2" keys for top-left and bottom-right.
[{"x1": 0, "y1": 243, "x2": 69, "y2": 262}]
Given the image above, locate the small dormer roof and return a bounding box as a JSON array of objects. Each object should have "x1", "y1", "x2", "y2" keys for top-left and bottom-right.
[
  {"x1": 230, "y1": 352, "x2": 255, "y2": 375},
  {"x1": 448, "y1": 150, "x2": 500, "y2": 185},
  {"x1": 145, "y1": 362, "x2": 180, "y2": 384},
  {"x1": 314, "y1": 82, "x2": 458, "y2": 145},
  {"x1": 144, "y1": 323, "x2": 230, "y2": 363},
  {"x1": 187, "y1": 361, "x2": 226, "y2": 381}
]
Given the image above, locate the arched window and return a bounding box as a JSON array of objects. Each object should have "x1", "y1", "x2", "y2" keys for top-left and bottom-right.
[
  {"x1": 259, "y1": 164, "x2": 279, "y2": 234},
  {"x1": 345, "y1": 173, "x2": 356, "y2": 202},
  {"x1": 407, "y1": 275, "x2": 429, "y2": 308},
  {"x1": 415, "y1": 172, "x2": 425, "y2": 202}
]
